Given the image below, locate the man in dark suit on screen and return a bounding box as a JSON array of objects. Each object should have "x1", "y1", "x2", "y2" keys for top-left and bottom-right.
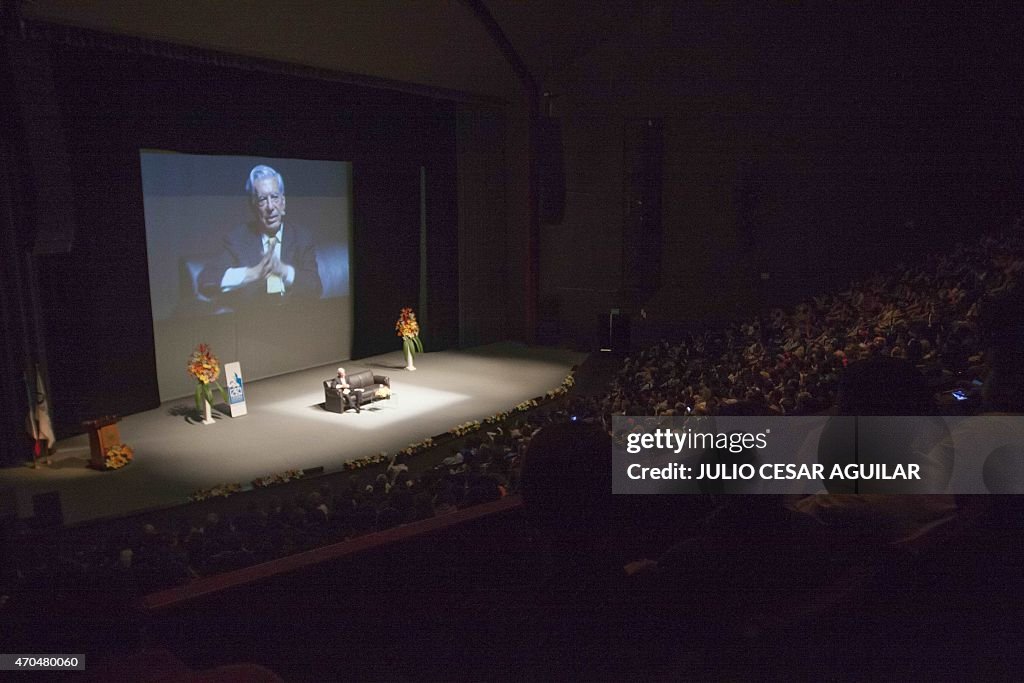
[{"x1": 198, "y1": 164, "x2": 322, "y2": 307}]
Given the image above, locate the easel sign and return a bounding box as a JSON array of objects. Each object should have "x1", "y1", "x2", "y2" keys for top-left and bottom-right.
[{"x1": 225, "y1": 361, "x2": 247, "y2": 417}]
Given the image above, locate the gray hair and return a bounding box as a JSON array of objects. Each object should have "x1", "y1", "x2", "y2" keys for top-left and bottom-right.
[{"x1": 246, "y1": 165, "x2": 285, "y2": 196}]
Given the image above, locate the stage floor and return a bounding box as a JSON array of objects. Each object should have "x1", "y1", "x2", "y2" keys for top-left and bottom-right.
[{"x1": 0, "y1": 343, "x2": 585, "y2": 526}]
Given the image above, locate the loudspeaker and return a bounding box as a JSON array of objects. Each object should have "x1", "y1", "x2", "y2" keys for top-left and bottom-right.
[
  {"x1": 622, "y1": 119, "x2": 663, "y2": 299},
  {"x1": 536, "y1": 118, "x2": 565, "y2": 225},
  {"x1": 4, "y1": 35, "x2": 77, "y2": 254},
  {"x1": 31, "y1": 490, "x2": 63, "y2": 528},
  {"x1": 597, "y1": 310, "x2": 631, "y2": 352},
  {"x1": 611, "y1": 311, "x2": 630, "y2": 352}
]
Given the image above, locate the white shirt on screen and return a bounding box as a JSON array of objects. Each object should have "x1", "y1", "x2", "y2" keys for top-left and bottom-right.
[{"x1": 218, "y1": 226, "x2": 296, "y2": 292}]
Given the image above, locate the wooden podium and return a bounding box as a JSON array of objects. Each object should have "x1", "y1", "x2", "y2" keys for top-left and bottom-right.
[{"x1": 83, "y1": 415, "x2": 121, "y2": 470}]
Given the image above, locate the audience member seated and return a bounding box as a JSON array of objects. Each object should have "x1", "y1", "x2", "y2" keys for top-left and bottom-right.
[
  {"x1": 977, "y1": 287, "x2": 1024, "y2": 414},
  {"x1": 519, "y1": 422, "x2": 616, "y2": 542},
  {"x1": 507, "y1": 422, "x2": 650, "y2": 662},
  {"x1": 791, "y1": 357, "x2": 959, "y2": 549}
]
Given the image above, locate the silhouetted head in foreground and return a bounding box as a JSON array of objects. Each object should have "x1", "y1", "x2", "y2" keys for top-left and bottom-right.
[
  {"x1": 836, "y1": 356, "x2": 934, "y2": 416},
  {"x1": 979, "y1": 288, "x2": 1024, "y2": 413},
  {"x1": 820, "y1": 357, "x2": 952, "y2": 493},
  {"x1": 520, "y1": 422, "x2": 614, "y2": 540}
]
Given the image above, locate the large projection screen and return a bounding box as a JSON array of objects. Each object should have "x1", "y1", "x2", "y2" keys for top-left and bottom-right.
[{"x1": 140, "y1": 151, "x2": 353, "y2": 401}]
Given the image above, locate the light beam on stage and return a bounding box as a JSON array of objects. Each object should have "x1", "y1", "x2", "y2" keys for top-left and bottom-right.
[{"x1": 265, "y1": 385, "x2": 471, "y2": 429}]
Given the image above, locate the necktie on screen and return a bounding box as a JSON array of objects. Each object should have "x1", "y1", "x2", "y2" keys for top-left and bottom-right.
[{"x1": 266, "y1": 236, "x2": 285, "y2": 294}]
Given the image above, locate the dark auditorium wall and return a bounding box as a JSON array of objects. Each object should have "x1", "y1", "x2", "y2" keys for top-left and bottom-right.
[
  {"x1": 538, "y1": 115, "x2": 626, "y2": 345},
  {"x1": 457, "y1": 103, "x2": 511, "y2": 345},
  {"x1": 539, "y1": 4, "x2": 1024, "y2": 343}
]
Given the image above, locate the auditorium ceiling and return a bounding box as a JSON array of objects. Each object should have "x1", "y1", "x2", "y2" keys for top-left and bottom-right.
[{"x1": 481, "y1": 0, "x2": 644, "y2": 80}]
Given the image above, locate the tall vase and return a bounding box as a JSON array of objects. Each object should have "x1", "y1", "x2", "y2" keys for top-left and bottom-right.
[
  {"x1": 404, "y1": 344, "x2": 416, "y2": 371},
  {"x1": 202, "y1": 399, "x2": 215, "y2": 425}
]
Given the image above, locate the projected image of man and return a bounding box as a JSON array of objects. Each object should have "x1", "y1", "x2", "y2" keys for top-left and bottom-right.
[{"x1": 199, "y1": 165, "x2": 322, "y2": 305}]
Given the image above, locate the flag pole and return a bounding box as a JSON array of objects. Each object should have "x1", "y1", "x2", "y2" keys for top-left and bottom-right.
[
  {"x1": 34, "y1": 363, "x2": 54, "y2": 466},
  {"x1": 24, "y1": 365, "x2": 39, "y2": 469}
]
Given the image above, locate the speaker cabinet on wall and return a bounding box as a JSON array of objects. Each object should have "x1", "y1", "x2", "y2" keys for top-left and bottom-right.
[
  {"x1": 536, "y1": 117, "x2": 565, "y2": 225},
  {"x1": 4, "y1": 35, "x2": 76, "y2": 254},
  {"x1": 622, "y1": 118, "x2": 663, "y2": 300}
]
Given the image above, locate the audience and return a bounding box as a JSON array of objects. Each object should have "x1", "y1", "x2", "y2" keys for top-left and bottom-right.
[
  {"x1": 599, "y1": 230, "x2": 1022, "y2": 420},
  {"x1": 2, "y1": 427, "x2": 538, "y2": 597},
  {"x1": 4, "y1": 226, "x2": 1022, "y2": 641}
]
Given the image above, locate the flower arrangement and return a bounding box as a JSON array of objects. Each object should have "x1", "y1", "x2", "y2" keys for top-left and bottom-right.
[
  {"x1": 397, "y1": 437, "x2": 434, "y2": 457},
  {"x1": 189, "y1": 482, "x2": 242, "y2": 502},
  {"x1": 187, "y1": 343, "x2": 228, "y2": 412},
  {"x1": 252, "y1": 469, "x2": 304, "y2": 489},
  {"x1": 376, "y1": 385, "x2": 392, "y2": 399},
  {"x1": 451, "y1": 420, "x2": 481, "y2": 437},
  {"x1": 545, "y1": 375, "x2": 575, "y2": 399},
  {"x1": 395, "y1": 307, "x2": 424, "y2": 361},
  {"x1": 104, "y1": 443, "x2": 133, "y2": 470},
  {"x1": 514, "y1": 399, "x2": 539, "y2": 412},
  {"x1": 343, "y1": 452, "x2": 390, "y2": 471}
]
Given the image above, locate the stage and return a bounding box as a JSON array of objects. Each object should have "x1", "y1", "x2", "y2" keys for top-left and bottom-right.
[{"x1": 0, "y1": 343, "x2": 585, "y2": 526}]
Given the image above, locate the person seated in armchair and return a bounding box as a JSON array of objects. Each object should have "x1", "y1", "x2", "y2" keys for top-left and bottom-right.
[{"x1": 326, "y1": 367, "x2": 359, "y2": 412}]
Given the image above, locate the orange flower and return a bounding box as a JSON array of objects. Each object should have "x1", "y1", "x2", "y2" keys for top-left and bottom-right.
[
  {"x1": 396, "y1": 308, "x2": 421, "y2": 338},
  {"x1": 187, "y1": 344, "x2": 222, "y2": 382}
]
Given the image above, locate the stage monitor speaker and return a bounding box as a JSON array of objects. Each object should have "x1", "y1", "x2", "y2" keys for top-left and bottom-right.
[
  {"x1": 4, "y1": 35, "x2": 76, "y2": 254},
  {"x1": 611, "y1": 311, "x2": 630, "y2": 352},
  {"x1": 31, "y1": 490, "x2": 63, "y2": 529},
  {"x1": 597, "y1": 309, "x2": 631, "y2": 352},
  {"x1": 536, "y1": 118, "x2": 565, "y2": 225}
]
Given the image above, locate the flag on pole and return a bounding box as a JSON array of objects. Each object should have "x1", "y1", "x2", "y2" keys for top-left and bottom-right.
[{"x1": 26, "y1": 366, "x2": 56, "y2": 456}]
